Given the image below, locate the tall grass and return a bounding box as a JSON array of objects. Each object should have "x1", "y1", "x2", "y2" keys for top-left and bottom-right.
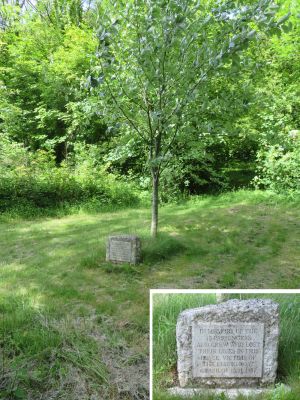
[
  {"x1": 0, "y1": 296, "x2": 108, "y2": 399},
  {"x1": 153, "y1": 294, "x2": 216, "y2": 386}
]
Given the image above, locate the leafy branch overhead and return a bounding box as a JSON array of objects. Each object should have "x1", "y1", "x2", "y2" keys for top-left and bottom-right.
[
  {"x1": 92, "y1": 0, "x2": 291, "y2": 171},
  {"x1": 89, "y1": 0, "x2": 291, "y2": 236},
  {"x1": 0, "y1": 0, "x2": 297, "y2": 237}
]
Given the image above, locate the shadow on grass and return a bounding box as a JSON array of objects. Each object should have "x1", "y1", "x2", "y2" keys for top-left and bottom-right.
[
  {"x1": 162, "y1": 190, "x2": 298, "y2": 219},
  {"x1": 0, "y1": 198, "x2": 145, "y2": 223},
  {"x1": 142, "y1": 233, "x2": 187, "y2": 264},
  {"x1": 78, "y1": 233, "x2": 187, "y2": 273}
]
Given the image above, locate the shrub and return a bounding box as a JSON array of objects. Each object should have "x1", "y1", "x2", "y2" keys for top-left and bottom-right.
[
  {"x1": 0, "y1": 140, "x2": 140, "y2": 216},
  {"x1": 253, "y1": 132, "x2": 300, "y2": 193}
]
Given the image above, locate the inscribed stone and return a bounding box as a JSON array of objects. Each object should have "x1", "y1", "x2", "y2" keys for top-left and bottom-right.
[
  {"x1": 106, "y1": 235, "x2": 141, "y2": 264},
  {"x1": 192, "y1": 323, "x2": 264, "y2": 378},
  {"x1": 176, "y1": 299, "x2": 279, "y2": 388},
  {"x1": 110, "y1": 239, "x2": 132, "y2": 262}
]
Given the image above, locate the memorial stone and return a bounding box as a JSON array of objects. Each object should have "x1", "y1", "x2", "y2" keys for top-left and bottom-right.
[
  {"x1": 106, "y1": 235, "x2": 141, "y2": 264},
  {"x1": 176, "y1": 299, "x2": 279, "y2": 389}
]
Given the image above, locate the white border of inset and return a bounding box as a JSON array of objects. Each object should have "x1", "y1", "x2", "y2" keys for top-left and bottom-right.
[{"x1": 149, "y1": 289, "x2": 300, "y2": 400}]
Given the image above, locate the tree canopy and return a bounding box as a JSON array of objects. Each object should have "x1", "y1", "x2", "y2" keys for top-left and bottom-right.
[{"x1": 0, "y1": 0, "x2": 299, "y2": 228}]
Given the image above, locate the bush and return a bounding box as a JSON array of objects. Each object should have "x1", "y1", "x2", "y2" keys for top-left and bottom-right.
[
  {"x1": 0, "y1": 140, "x2": 140, "y2": 216},
  {"x1": 253, "y1": 132, "x2": 300, "y2": 193}
]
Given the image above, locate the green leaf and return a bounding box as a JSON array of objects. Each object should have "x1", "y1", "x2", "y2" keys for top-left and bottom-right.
[
  {"x1": 282, "y1": 22, "x2": 293, "y2": 33},
  {"x1": 277, "y1": 12, "x2": 291, "y2": 26}
]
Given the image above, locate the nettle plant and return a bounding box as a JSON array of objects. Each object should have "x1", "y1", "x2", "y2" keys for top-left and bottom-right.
[{"x1": 92, "y1": 0, "x2": 290, "y2": 236}]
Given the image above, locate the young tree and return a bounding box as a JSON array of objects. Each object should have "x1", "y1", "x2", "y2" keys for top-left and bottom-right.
[{"x1": 93, "y1": 0, "x2": 290, "y2": 237}]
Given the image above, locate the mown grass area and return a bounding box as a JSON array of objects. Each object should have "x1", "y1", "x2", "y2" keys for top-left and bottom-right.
[
  {"x1": 152, "y1": 293, "x2": 300, "y2": 400},
  {"x1": 0, "y1": 190, "x2": 300, "y2": 399}
]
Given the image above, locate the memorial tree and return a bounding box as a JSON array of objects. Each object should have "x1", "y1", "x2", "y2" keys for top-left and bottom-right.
[{"x1": 93, "y1": 0, "x2": 289, "y2": 237}]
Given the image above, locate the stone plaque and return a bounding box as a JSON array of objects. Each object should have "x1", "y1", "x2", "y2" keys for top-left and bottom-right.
[
  {"x1": 110, "y1": 239, "x2": 132, "y2": 262},
  {"x1": 176, "y1": 299, "x2": 279, "y2": 388},
  {"x1": 192, "y1": 323, "x2": 264, "y2": 378},
  {"x1": 106, "y1": 235, "x2": 141, "y2": 264}
]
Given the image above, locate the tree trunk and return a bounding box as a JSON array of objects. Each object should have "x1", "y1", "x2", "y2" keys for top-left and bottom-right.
[{"x1": 151, "y1": 170, "x2": 159, "y2": 237}]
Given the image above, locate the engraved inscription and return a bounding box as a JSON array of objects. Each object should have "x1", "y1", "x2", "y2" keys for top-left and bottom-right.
[
  {"x1": 110, "y1": 240, "x2": 132, "y2": 262},
  {"x1": 192, "y1": 323, "x2": 264, "y2": 378}
]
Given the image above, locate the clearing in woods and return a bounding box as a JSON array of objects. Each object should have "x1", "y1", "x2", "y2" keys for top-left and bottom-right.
[{"x1": 0, "y1": 190, "x2": 299, "y2": 398}]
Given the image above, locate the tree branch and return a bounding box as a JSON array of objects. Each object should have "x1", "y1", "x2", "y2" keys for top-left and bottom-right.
[{"x1": 98, "y1": 59, "x2": 149, "y2": 143}]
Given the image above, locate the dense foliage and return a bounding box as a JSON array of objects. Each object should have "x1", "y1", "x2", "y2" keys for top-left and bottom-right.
[
  {"x1": 0, "y1": 0, "x2": 299, "y2": 218},
  {"x1": 0, "y1": 137, "x2": 139, "y2": 216}
]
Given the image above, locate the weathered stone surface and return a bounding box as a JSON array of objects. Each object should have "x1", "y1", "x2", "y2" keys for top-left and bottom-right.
[
  {"x1": 176, "y1": 299, "x2": 279, "y2": 388},
  {"x1": 192, "y1": 322, "x2": 264, "y2": 378},
  {"x1": 167, "y1": 385, "x2": 291, "y2": 399},
  {"x1": 106, "y1": 235, "x2": 141, "y2": 264}
]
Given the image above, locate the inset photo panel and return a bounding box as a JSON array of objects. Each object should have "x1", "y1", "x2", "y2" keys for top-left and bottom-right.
[{"x1": 150, "y1": 290, "x2": 300, "y2": 400}]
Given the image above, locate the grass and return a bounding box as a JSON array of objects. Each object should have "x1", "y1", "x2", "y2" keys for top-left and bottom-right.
[
  {"x1": 153, "y1": 294, "x2": 217, "y2": 388},
  {"x1": 0, "y1": 189, "x2": 300, "y2": 398},
  {"x1": 152, "y1": 293, "x2": 300, "y2": 400},
  {"x1": 153, "y1": 384, "x2": 300, "y2": 400}
]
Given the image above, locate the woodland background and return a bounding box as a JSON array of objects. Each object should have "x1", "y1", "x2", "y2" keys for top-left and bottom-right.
[
  {"x1": 0, "y1": 0, "x2": 299, "y2": 219},
  {"x1": 0, "y1": 2, "x2": 300, "y2": 399}
]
